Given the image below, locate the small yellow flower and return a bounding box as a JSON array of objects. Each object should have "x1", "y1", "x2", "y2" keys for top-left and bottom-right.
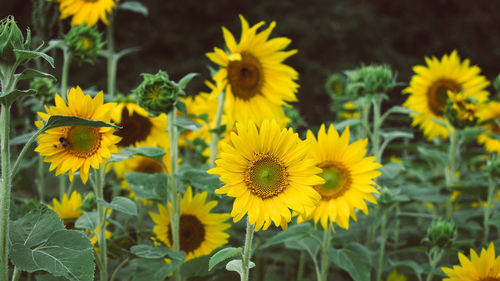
[
  {"x1": 442, "y1": 242, "x2": 500, "y2": 281},
  {"x1": 48, "y1": 191, "x2": 84, "y2": 229},
  {"x1": 57, "y1": 0, "x2": 116, "y2": 26}
]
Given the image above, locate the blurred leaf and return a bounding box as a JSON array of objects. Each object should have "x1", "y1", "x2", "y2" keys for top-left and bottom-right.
[
  {"x1": 131, "y1": 245, "x2": 178, "y2": 259},
  {"x1": 379, "y1": 162, "x2": 405, "y2": 179},
  {"x1": 115, "y1": 47, "x2": 141, "y2": 60},
  {"x1": 75, "y1": 211, "x2": 97, "y2": 230},
  {"x1": 0, "y1": 89, "x2": 36, "y2": 105},
  {"x1": 118, "y1": 1, "x2": 149, "y2": 15},
  {"x1": 126, "y1": 172, "x2": 167, "y2": 201},
  {"x1": 225, "y1": 259, "x2": 254, "y2": 277},
  {"x1": 417, "y1": 146, "x2": 447, "y2": 166},
  {"x1": 119, "y1": 146, "x2": 166, "y2": 163},
  {"x1": 260, "y1": 223, "x2": 312, "y2": 248},
  {"x1": 285, "y1": 237, "x2": 320, "y2": 258},
  {"x1": 380, "y1": 130, "x2": 413, "y2": 141},
  {"x1": 15, "y1": 68, "x2": 56, "y2": 83},
  {"x1": 333, "y1": 119, "x2": 361, "y2": 130},
  {"x1": 180, "y1": 167, "x2": 222, "y2": 194},
  {"x1": 388, "y1": 259, "x2": 423, "y2": 281},
  {"x1": 132, "y1": 254, "x2": 185, "y2": 281},
  {"x1": 10, "y1": 131, "x2": 35, "y2": 146},
  {"x1": 177, "y1": 73, "x2": 198, "y2": 90},
  {"x1": 181, "y1": 255, "x2": 212, "y2": 278},
  {"x1": 14, "y1": 49, "x2": 55, "y2": 67},
  {"x1": 176, "y1": 116, "x2": 203, "y2": 132},
  {"x1": 97, "y1": 196, "x2": 137, "y2": 216},
  {"x1": 327, "y1": 242, "x2": 371, "y2": 281},
  {"x1": 41, "y1": 115, "x2": 119, "y2": 133},
  {"x1": 209, "y1": 247, "x2": 242, "y2": 271}
]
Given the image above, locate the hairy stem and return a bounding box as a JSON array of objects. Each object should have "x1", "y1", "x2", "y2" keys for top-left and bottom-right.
[
  {"x1": 209, "y1": 91, "x2": 226, "y2": 167},
  {"x1": 241, "y1": 218, "x2": 255, "y2": 281}
]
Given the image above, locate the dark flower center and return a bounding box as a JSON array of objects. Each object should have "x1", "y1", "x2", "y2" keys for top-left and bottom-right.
[
  {"x1": 227, "y1": 52, "x2": 264, "y2": 101},
  {"x1": 427, "y1": 79, "x2": 462, "y2": 116},
  {"x1": 115, "y1": 107, "x2": 153, "y2": 147},
  {"x1": 168, "y1": 214, "x2": 205, "y2": 254}
]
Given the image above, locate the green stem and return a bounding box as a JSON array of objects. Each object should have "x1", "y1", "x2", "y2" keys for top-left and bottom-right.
[
  {"x1": 0, "y1": 103, "x2": 11, "y2": 281},
  {"x1": 241, "y1": 218, "x2": 255, "y2": 281},
  {"x1": 319, "y1": 226, "x2": 331, "y2": 281},
  {"x1": 372, "y1": 96, "x2": 382, "y2": 161},
  {"x1": 425, "y1": 249, "x2": 444, "y2": 281},
  {"x1": 296, "y1": 251, "x2": 306, "y2": 281},
  {"x1": 209, "y1": 91, "x2": 226, "y2": 167},
  {"x1": 445, "y1": 128, "x2": 459, "y2": 219},
  {"x1": 10, "y1": 267, "x2": 20, "y2": 281},
  {"x1": 483, "y1": 168, "x2": 496, "y2": 244},
  {"x1": 167, "y1": 109, "x2": 181, "y2": 281},
  {"x1": 360, "y1": 97, "x2": 371, "y2": 140},
  {"x1": 60, "y1": 48, "x2": 71, "y2": 102},
  {"x1": 11, "y1": 130, "x2": 43, "y2": 179},
  {"x1": 109, "y1": 257, "x2": 129, "y2": 281},
  {"x1": 106, "y1": 14, "x2": 116, "y2": 98},
  {"x1": 95, "y1": 165, "x2": 108, "y2": 281},
  {"x1": 376, "y1": 208, "x2": 389, "y2": 281}
]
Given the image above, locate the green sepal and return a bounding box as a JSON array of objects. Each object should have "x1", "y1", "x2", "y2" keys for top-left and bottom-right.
[{"x1": 209, "y1": 247, "x2": 242, "y2": 271}]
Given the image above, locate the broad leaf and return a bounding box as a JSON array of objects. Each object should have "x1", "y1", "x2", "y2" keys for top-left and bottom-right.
[
  {"x1": 225, "y1": 259, "x2": 254, "y2": 277},
  {"x1": 15, "y1": 68, "x2": 56, "y2": 83},
  {"x1": 180, "y1": 168, "x2": 222, "y2": 193},
  {"x1": 132, "y1": 252, "x2": 186, "y2": 281},
  {"x1": 379, "y1": 162, "x2": 405, "y2": 179},
  {"x1": 118, "y1": 1, "x2": 148, "y2": 15},
  {"x1": 176, "y1": 116, "x2": 203, "y2": 132},
  {"x1": 131, "y1": 245, "x2": 178, "y2": 259},
  {"x1": 126, "y1": 172, "x2": 167, "y2": 201},
  {"x1": 14, "y1": 49, "x2": 55, "y2": 67},
  {"x1": 41, "y1": 115, "x2": 119, "y2": 133},
  {"x1": 119, "y1": 146, "x2": 166, "y2": 163},
  {"x1": 74, "y1": 212, "x2": 97, "y2": 230},
  {"x1": 209, "y1": 247, "x2": 242, "y2": 271},
  {"x1": 327, "y1": 242, "x2": 371, "y2": 281},
  {"x1": 260, "y1": 223, "x2": 311, "y2": 248},
  {"x1": 0, "y1": 89, "x2": 36, "y2": 105},
  {"x1": 97, "y1": 196, "x2": 137, "y2": 216}
]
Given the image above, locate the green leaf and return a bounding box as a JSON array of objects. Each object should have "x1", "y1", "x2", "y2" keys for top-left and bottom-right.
[
  {"x1": 388, "y1": 259, "x2": 423, "y2": 281},
  {"x1": 35, "y1": 275, "x2": 68, "y2": 281},
  {"x1": 379, "y1": 162, "x2": 405, "y2": 179},
  {"x1": 327, "y1": 242, "x2": 371, "y2": 281},
  {"x1": 225, "y1": 259, "x2": 254, "y2": 277},
  {"x1": 131, "y1": 245, "x2": 177, "y2": 259},
  {"x1": 74, "y1": 212, "x2": 97, "y2": 230},
  {"x1": 41, "y1": 115, "x2": 119, "y2": 133},
  {"x1": 13, "y1": 49, "x2": 55, "y2": 68},
  {"x1": 380, "y1": 130, "x2": 413, "y2": 141},
  {"x1": 180, "y1": 168, "x2": 222, "y2": 193},
  {"x1": 119, "y1": 146, "x2": 166, "y2": 163},
  {"x1": 9, "y1": 205, "x2": 64, "y2": 247},
  {"x1": 118, "y1": 1, "x2": 149, "y2": 15},
  {"x1": 0, "y1": 89, "x2": 36, "y2": 105},
  {"x1": 10, "y1": 229, "x2": 95, "y2": 281},
  {"x1": 334, "y1": 119, "x2": 361, "y2": 130},
  {"x1": 97, "y1": 196, "x2": 137, "y2": 216},
  {"x1": 177, "y1": 73, "x2": 198, "y2": 90},
  {"x1": 115, "y1": 47, "x2": 141, "y2": 60},
  {"x1": 209, "y1": 247, "x2": 242, "y2": 271},
  {"x1": 386, "y1": 105, "x2": 418, "y2": 115},
  {"x1": 125, "y1": 172, "x2": 167, "y2": 201},
  {"x1": 10, "y1": 131, "x2": 35, "y2": 146},
  {"x1": 181, "y1": 255, "x2": 211, "y2": 278},
  {"x1": 285, "y1": 237, "x2": 320, "y2": 259},
  {"x1": 260, "y1": 223, "x2": 311, "y2": 248},
  {"x1": 106, "y1": 153, "x2": 132, "y2": 163},
  {"x1": 15, "y1": 68, "x2": 56, "y2": 83},
  {"x1": 176, "y1": 116, "x2": 203, "y2": 132},
  {"x1": 417, "y1": 146, "x2": 447, "y2": 166},
  {"x1": 132, "y1": 254, "x2": 186, "y2": 281}
]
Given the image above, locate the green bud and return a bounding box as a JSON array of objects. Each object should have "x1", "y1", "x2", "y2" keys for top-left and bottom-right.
[
  {"x1": 325, "y1": 73, "x2": 346, "y2": 97},
  {"x1": 133, "y1": 70, "x2": 182, "y2": 116},
  {"x1": 30, "y1": 77, "x2": 56, "y2": 100},
  {"x1": 0, "y1": 16, "x2": 30, "y2": 68},
  {"x1": 64, "y1": 25, "x2": 103, "y2": 64},
  {"x1": 80, "y1": 192, "x2": 96, "y2": 212},
  {"x1": 426, "y1": 218, "x2": 457, "y2": 249},
  {"x1": 344, "y1": 64, "x2": 396, "y2": 97}
]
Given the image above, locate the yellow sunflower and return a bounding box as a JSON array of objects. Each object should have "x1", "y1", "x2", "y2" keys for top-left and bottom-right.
[
  {"x1": 402, "y1": 50, "x2": 490, "y2": 140},
  {"x1": 149, "y1": 187, "x2": 231, "y2": 261},
  {"x1": 386, "y1": 269, "x2": 407, "y2": 281},
  {"x1": 111, "y1": 102, "x2": 169, "y2": 149},
  {"x1": 206, "y1": 15, "x2": 298, "y2": 123},
  {"x1": 178, "y1": 91, "x2": 218, "y2": 148},
  {"x1": 442, "y1": 242, "x2": 500, "y2": 281},
  {"x1": 297, "y1": 124, "x2": 381, "y2": 230},
  {"x1": 208, "y1": 120, "x2": 323, "y2": 231},
  {"x1": 35, "y1": 87, "x2": 121, "y2": 184},
  {"x1": 477, "y1": 101, "x2": 500, "y2": 153},
  {"x1": 57, "y1": 0, "x2": 115, "y2": 27},
  {"x1": 48, "y1": 191, "x2": 84, "y2": 229}
]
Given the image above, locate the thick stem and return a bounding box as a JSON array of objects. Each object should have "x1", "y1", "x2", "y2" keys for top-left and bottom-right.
[
  {"x1": 60, "y1": 49, "x2": 71, "y2": 102},
  {"x1": 296, "y1": 251, "x2": 306, "y2": 281},
  {"x1": 372, "y1": 96, "x2": 382, "y2": 162},
  {"x1": 209, "y1": 91, "x2": 226, "y2": 167},
  {"x1": 241, "y1": 218, "x2": 255, "y2": 281},
  {"x1": 360, "y1": 97, "x2": 371, "y2": 140},
  {"x1": 425, "y1": 249, "x2": 444, "y2": 281},
  {"x1": 320, "y1": 226, "x2": 331, "y2": 281},
  {"x1": 376, "y1": 208, "x2": 388, "y2": 281},
  {"x1": 95, "y1": 165, "x2": 108, "y2": 281},
  {"x1": 106, "y1": 15, "x2": 116, "y2": 98},
  {"x1": 483, "y1": 170, "x2": 496, "y2": 244},
  {"x1": 10, "y1": 267, "x2": 20, "y2": 281},
  {"x1": 445, "y1": 128, "x2": 459, "y2": 219},
  {"x1": 0, "y1": 103, "x2": 11, "y2": 281}
]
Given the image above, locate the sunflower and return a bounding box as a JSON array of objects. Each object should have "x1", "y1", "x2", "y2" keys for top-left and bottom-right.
[
  {"x1": 296, "y1": 124, "x2": 381, "y2": 230},
  {"x1": 442, "y1": 242, "x2": 500, "y2": 281},
  {"x1": 111, "y1": 102, "x2": 169, "y2": 149},
  {"x1": 149, "y1": 187, "x2": 231, "y2": 261},
  {"x1": 35, "y1": 87, "x2": 121, "y2": 184},
  {"x1": 402, "y1": 50, "x2": 490, "y2": 140},
  {"x1": 48, "y1": 191, "x2": 84, "y2": 229},
  {"x1": 57, "y1": 0, "x2": 115, "y2": 27},
  {"x1": 206, "y1": 15, "x2": 298, "y2": 123},
  {"x1": 386, "y1": 269, "x2": 407, "y2": 281},
  {"x1": 178, "y1": 91, "x2": 218, "y2": 148},
  {"x1": 477, "y1": 101, "x2": 500, "y2": 153},
  {"x1": 208, "y1": 120, "x2": 323, "y2": 231}
]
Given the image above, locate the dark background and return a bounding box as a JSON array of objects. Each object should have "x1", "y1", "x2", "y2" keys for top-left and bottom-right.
[{"x1": 4, "y1": 0, "x2": 500, "y2": 126}]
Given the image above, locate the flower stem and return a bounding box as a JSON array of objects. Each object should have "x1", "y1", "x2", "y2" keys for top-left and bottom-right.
[
  {"x1": 445, "y1": 128, "x2": 459, "y2": 219},
  {"x1": 425, "y1": 248, "x2": 444, "y2": 281},
  {"x1": 241, "y1": 218, "x2": 255, "y2": 281},
  {"x1": 60, "y1": 48, "x2": 71, "y2": 102},
  {"x1": 209, "y1": 91, "x2": 226, "y2": 167},
  {"x1": 95, "y1": 165, "x2": 108, "y2": 281},
  {"x1": 167, "y1": 109, "x2": 181, "y2": 281},
  {"x1": 10, "y1": 267, "x2": 20, "y2": 281},
  {"x1": 372, "y1": 96, "x2": 382, "y2": 162},
  {"x1": 0, "y1": 103, "x2": 11, "y2": 281},
  {"x1": 483, "y1": 163, "x2": 496, "y2": 244},
  {"x1": 107, "y1": 14, "x2": 116, "y2": 99},
  {"x1": 319, "y1": 226, "x2": 331, "y2": 281},
  {"x1": 360, "y1": 97, "x2": 371, "y2": 140},
  {"x1": 296, "y1": 251, "x2": 306, "y2": 281},
  {"x1": 376, "y1": 207, "x2": 389, "y2": 281}
]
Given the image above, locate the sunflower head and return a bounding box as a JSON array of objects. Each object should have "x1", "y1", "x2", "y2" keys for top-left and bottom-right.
[
  {"x1": 345, "y1": 64, "x2": 396, "y2": 97},
  {"x1": 0, "y1": 16, "x2": 30, "y2": 67},
  {"x1": 444, "y1": 90, "x2": 479, "y2": 129},
  {"x1": 441, "y1": 242, "x2": 500, "y2": 281},
  {"x1": 403, "y1": 50, "x2": 490, "y2": 140},
  {"x1": 209, "y1": 120, "x2": 323, "y2": 231},
  {"x1": 134, "y1": 71, "x2": 182, "y2": 116},
  {"x1": 64, "y1": 25, "x2": 103, "y2": 64},
  {"x1": 149, "y1": 187, "x2": 231, "y2": 261},
  {"x1": 34, "y1": 87, "x2": 121, "y2": 183},
  {"x1": 386, "y1": 269, "x2": 407, "y2": 281},
  {"x1": 58, "y1": 0, "x2": 116, "y2": 26},
  {"x1": 325, "y1": 73, "x2": 346, "y2": 97},
  {"x1": 296, "y1": 124, "x2": 381, "y2": 230},
  {"x1": 477, "y1": 101, "x2": 500, "y2": 153},
  {"x1": 48, "y1": 191, "x2": 84, "y2": 229}
]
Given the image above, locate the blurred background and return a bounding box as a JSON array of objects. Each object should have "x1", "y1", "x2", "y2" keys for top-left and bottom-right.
[{"x1": 3, "y1": 0, "x2": 500, "y2": 127}]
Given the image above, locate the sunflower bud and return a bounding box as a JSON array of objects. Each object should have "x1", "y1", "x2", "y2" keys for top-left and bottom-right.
[
  {"x1": 444, "y1": 90, "x2": 478, "y2": 129},
  {"x1": 0, "y1": 16, "x2": 30, "y2": 69},
  {"x1": 345, "y1": 64, "x2": 396, "y2": 97},
  {"x1": 133, "y1": 70, "x2": 181, "y2": 116},
  {"x1": 30, "y1": 77, "x2": 56, "y2": 100},
  {"x1": 426, "y1": 218, "x2": 457, "y2": 249},
  {"x1": 64, "y1": 25, "x2": 103, "y2": 64},
  {"x1": 325, "y1": 73, "x2": 346, "y2": 97}
]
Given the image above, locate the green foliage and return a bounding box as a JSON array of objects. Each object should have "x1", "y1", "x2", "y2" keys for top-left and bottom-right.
[
  {"x1": 64, "y1": 25, "x2": 104, "y2": 64},
  {"x1": 125, "y1": 172, "x2": 167, "y2": 201},
  {"x1": 118, "y1": 1, "x2": 149, "y2": 16},
  {"x1": 97, "y1": 196, "x2": 138, "y2": 216},
  {"x1": 327, "y1": 243, "x2": 372, "y2": 281},
  {"x1": 118, "y1": 146, "x2": 166, "y2": 163},
  {"x1": 131, "y1": 244, "x2": 181, "y2": 259},
  {"x1": 209, "y1": 247, "x2": 242, "y2": 271},
  {"x1": 131, "y1": 249, "x2": 186, "y2": 281}
]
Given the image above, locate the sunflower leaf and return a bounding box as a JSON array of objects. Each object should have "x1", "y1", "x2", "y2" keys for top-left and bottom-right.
[
  {"x1": 125, "y1": 172, "x2": 167, "y2": 201},
  {"x1": 177, "y1": 73, "x2": 198, "y2": 90},
  {"x1": 132, "y1": 255, "x2": 185, "y2": 281},
  {"x1": 225, "y1": 259, "x2": 255, "y2": 277},
  {"x1": 327, "y1": 242, "x2": 371, "y2": 281},
  {"x1": 131, "y1": 245, "x2": 179, "y2": 259},
  {"x1": 260, "y1": 223, "x2": 311, "y2": 249},
  {"x1": 41, "y1": 115, "x2": 120, "y2": 133},
  {"x1": 208, "y1": 247, "x2": 242, "y2": 271},
  {"x1": 176, "y1": 116, "x2": 203, "y2": 132},
  {"x1": 118, "y1": 1, "x2": 148, "y2": 16},
  {"x1": 75, "y1": 212, "x2": 97, "y2": 230},
  {"x1": 179, "y1": 168, "x2": 223, "y2": 194},
  {"x1": 0, "y1": 89, "x2": 36, "y2": 105},
  {"x1": 13, "y1": 49, "x2": 55, "y2": 68},
  {"x1": 14, "y1": 68, "x2": 56, "y2": 83},
  {"x1": 96, "y1": 196, "x2": 137, "y2": 216},
  {"x1": 119, "y1": 146, "x2": 166, "y2": 163}
]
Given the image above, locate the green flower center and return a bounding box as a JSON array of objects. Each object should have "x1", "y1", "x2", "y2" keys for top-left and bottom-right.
[
  {"x1": 115, "y1": 107, "x2": 153, "y2": 147},
  {"x1": 427, "y1": 79, "x2": 462, "y2": 116},
  {"x1": 80, "y1": 36, "x2": 93, "y2": 50},
  {"x1": 64, "y1": 126, "x2": 101, "y2": 158},
  {"x1": 168, "y1": 214, "x2": 205, "y2": 254},
  {"x1": 244, "y1": 153, "x2": 288, "y2": 199},
  {"x1": 227, "y1": 52, "x2": 264, "y2": 101},
  {"x1": 315, "y1": 161, "x2": 352, "y2": 200}
]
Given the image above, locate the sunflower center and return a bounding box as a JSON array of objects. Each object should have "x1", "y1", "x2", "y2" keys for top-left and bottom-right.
[
  {"x1": 480, "y1": 278, "x2": 500, "y2": 281},
  {"x1": 227, "y1": 52, "x2": 264, "y2": 101},
  {"x1": 80, "y1": 36, "x2": 93, "y2": 50},
  {"x1": 115, "y1": 107, "x2": 153, "y2": 147},
  {"x1": 135, "y1": 158, "x2": 164, "y2": 174},
  {"x1": 244, "y1": 153, "x2": 288, "y2": 199},
  {"x1": 168, "y1": 214, "x2": 205, "y2": 254},
  {"x1": 64, "y1": 126, "x2": 101, "y2": 158},
  {"x1": 315, "y1": 161, "x2": 352, "y2": 200},
  {"x1": 487, "y1": 115, "x2": 500, "y2": 135},
  {"x1": 427, "y1": 79, "x2": 462, "y2": 116}
]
